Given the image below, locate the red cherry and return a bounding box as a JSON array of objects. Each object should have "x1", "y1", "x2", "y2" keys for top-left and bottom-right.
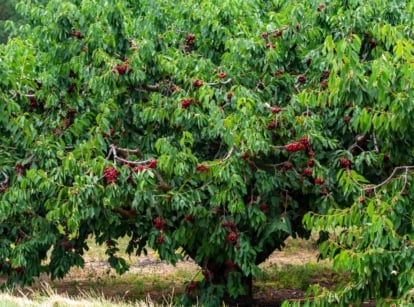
[
  {"x1": 273, "y1": 29, "x2": 284, "y2": 38},
  {"x1": 283, "y1": 161, "x2": 294, "y2": 170},
  {"x1": 193, "y1": 79, "x2": 203, "y2": 88},
  {"x1": 314, "y1": 178, "x2": 324, "y2": 185},
  {"x1": 339, "y1": 157, "x2": 351, "y2": 168},
  {"x1": 285, "y1": 142, "x2": 306, "y2": 152},
  {"x1": 157, "y1": 234, "x2": 165, "y2": 244},
  {"x1": 184, "y1": 215, "x2": 195, "y2": 223},
  {"x1": 147, "y1": 158, "x2": 157, "y2": 169},
  {"x1": 300, "y1": 137, "x2": 309, "y2": 146},
  {"x1": 153, "y1": 217, "x2": 167, "y2": 230},
  {"x1": 343, "y1": 116, "x2": 351, "y2": 124},
  {"x1": 271, "y1": 106, "x2": 282, "y2": 114},
  {"x1": 186, "y1": 33, "x2": 196, "y2": 45},
  {"x1": 298, "y1": 74, "x2": 307, "y2": 84},
  {"x1": 267, "y1": 120, "x2": 276, "y2": 130},
  {"x1": 240, "y1": 152, "x2": 250, "y2": 160},
  {"x1": 303, "y1": 167, "x2": 313, "y2": 176},
  {"x1": 226, "y1": 232, "x2": 238, "y2": 244},
  {"x1": 196, "y1": 164, "x2": 209, "y2": 172},
  {"x1": 114, "y1": 64, "x2": 128, "y2": 75},
  {"x1": 181, "y1": 99, "x2": 193, "y2": 109},
  {"x1": 186, "y1": 281, "x2": 199, "y2": 293},
  {"x1": 227, "y1": 92, "x2": 233, "y2": 100},
  {"x1": 261, "y1": 32, "x2": 268, "y2": 39},
  {"x1": 70, "y1": 31, "x2": 82, "y2": 38},
  {"x1": 218, "y1": 72, "x2": 227, "y2": 79},
  {"x1": 170, "y1": 85, "x2": 180, "y2": 92},
  {"x1": 317, "y1": 4, "x2": 326, "y2": 11}
]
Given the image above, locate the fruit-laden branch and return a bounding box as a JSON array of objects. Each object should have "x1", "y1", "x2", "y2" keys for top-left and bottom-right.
[
  {"x1": 364, "y1": 165, "x2": 414, "y2": 192},
  {"x1": 106, "y1": 144, "x2": 171, "y2": 191}
]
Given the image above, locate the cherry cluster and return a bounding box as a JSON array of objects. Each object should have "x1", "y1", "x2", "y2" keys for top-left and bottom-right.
[
  {"x1": 186, "y1": 33, "x2": 195, "y2": 46},
  {"x1": 285, "y1": 136, "x2": 310, "y2": 153},
  {"x1": 113, "y1": 59, "x2": 130, "y2": 75},
  {"x1": 222, "y1": 221, "x2": 239, "y2": 246},
  {"x1": 104, "y1": 166, "x2": 119, "y2": 183},
  {"x1": 153, "y1": 217, "x2": 167, "y2": 231},
  {"x1": 181, "y1": 98, "x2": 193, "y2": 109},
  {"x1": 131, "y1": 158, "x2": 157, "y2": 173},
  {"x1": 339, "y1": 157, "x2": 351, "y2": 168}
]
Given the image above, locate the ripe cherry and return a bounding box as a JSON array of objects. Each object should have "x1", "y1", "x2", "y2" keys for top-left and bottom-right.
[
  {"x1": 196, "y1": 164, "x2": 209, "y2": 172},
  {"x1": 298, "y1": 74, "x2": 307, "y2": 84},
  {"x1": 193, "y1": 79, "x2": 203, "y2": 88},
  {"x1": 271, "y1": 106, "x2": 282, "y2": 114}
]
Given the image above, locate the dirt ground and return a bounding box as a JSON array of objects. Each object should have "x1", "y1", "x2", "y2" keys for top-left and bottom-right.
[{"x1": 15, "y1": 238, "x2": 342, "y2": 306}]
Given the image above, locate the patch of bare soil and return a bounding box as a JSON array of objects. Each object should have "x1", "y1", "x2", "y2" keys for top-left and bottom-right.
[{"x1": 16, "y1": 238, "x2": 334, "y2": 305}]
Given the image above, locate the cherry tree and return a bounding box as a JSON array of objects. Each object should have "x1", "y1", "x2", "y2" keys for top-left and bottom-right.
[{"x1": 1, "y1": 0, "x2": 414, "y2": 305}]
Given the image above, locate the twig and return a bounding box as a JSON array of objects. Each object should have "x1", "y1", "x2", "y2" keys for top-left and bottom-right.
[
  {"x1": 143, "y1": 84, "x2": 161, "y2": 92},
  {"x1": 108, "y1": 144, "x2": 149, "y2": 166},
  {"x1": 207, "y1": 78, "x2": 232, "y2": 86},
  {"x1": 221, "y1": 147, "x2": 234, "y2": 162},
  {"x1": 372, "y1": 132, "x2": 379, "y2": 153},
  {"x1": 1, "y1": 171, "x2": 9, "y2": 185},
  {"x1": 115, "y1": 146, "x2": 142, "y2": 157}
]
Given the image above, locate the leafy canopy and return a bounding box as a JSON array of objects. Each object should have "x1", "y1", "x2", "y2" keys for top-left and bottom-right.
[{"x1": 1, "y1": 0, "x2": 414, "y2": 305}]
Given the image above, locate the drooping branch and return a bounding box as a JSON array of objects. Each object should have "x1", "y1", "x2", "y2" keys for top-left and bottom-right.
[{"x1": 364, "y1": 166, "x2": 414, "y2": 192}]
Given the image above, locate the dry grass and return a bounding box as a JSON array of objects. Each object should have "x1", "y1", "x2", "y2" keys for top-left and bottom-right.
[{"x1": 2, "y1": 237, "x2": 331, "y2": 306}]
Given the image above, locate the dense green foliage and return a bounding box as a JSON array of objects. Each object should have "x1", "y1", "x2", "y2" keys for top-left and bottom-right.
[
  {"x1": 0, "y1": 0, "x2": 18, "y2": 43},
  {"x1": 1, "y1": 0, "x2": 414, "y2": 305}
]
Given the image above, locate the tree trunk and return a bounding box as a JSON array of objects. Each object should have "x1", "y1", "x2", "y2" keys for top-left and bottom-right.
[{"x1": 207, "y1": 260, "x2": 254, "y2": 307}]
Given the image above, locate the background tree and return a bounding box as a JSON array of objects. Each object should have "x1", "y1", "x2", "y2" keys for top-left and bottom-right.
[
  {"x1": 0, "y1": 0, "x2": 18, "y2": 43},
  {"x1": 1, "y1": 0, "x2": 414, "y2": 306}
]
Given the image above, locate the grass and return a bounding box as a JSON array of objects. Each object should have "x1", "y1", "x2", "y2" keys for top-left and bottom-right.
[
  {"x1": 255, "y1": 262, "x2": 343, "y2": 291},
  {"x1": 0, "y1": 284, "x2": 175, "y2": 306},
  {"x1": 2, "y1": 237, "x2": 343, "y2": 306}
]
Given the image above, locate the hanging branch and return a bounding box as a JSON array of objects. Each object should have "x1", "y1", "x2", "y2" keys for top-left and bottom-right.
[{"x1": 364, "y1": 166, "x2": 414, "y2": 192}]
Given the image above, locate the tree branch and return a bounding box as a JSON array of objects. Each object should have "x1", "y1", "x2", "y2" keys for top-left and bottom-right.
[
  {"x1": 364, "y1": 166, "x2": 414, "y2": 192},
  {"x1": 1, "y1": 171, "x2": 9, "y2": 185},
  {"x1": 207, "y1": 78, "x2": 232, "y2": 86}
]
